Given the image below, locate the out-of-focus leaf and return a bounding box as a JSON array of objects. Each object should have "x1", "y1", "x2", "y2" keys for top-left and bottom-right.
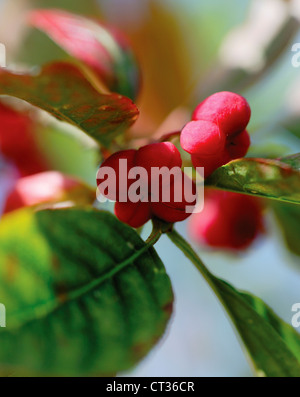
[
  {"x1": 279, "y1": 153, "x2": 300, "y2": 171},
  {"x1": 0, "y1": 62, "x2": 139, "y2": 147},
  {"x1": 31, "y1": 0, "x2": 99, "y2": 15},
  {"x1": 35, "y1": 126, "x2": 100, "y2": 186},
  {"x1": 205, "y1": 156, "x2": 300, "y2": 204},
  {"x1": 29, "y1": 9, "x2": 140, "y2": 100},
  {"x1": 0, "y1": 208, "x2": 173, "y2": 376},
  {"x1": 168, "y1": 230, "x2": 300, "y2": 377},
  {"x1": 272, "y1": 201, "x2": 300, "y2": 256},
  {"x1": 105, "y1": 0, "x2": 195, "y2": 134},
  {"x1": 247, "y1": 143, "x2": 290, "y2": 160},
  {"x1": 282, "y1": 116, "x2": 300, "y2": 140}
]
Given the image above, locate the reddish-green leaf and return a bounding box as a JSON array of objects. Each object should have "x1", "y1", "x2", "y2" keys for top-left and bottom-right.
[
  {"x1": 0, "y1": 62, "x2": 139, "y2": 147},
  {"x1": 206, "y1": 156, "x2": 300, "y2": 204},
  {"x1": 29, "y1": 9, "x2": 140, "y2": 100}
]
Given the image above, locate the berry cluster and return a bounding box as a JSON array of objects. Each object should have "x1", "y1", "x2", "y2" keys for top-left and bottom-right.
[
  {"x1": 180, "y1": 92, "x2": 251, "y2": 177},
  {"x1": 97, "y1": 142, "x2": 196, "y2": 228},
  {"x1": 188, "y1": 190, "x2": 264, "y2": 250}
]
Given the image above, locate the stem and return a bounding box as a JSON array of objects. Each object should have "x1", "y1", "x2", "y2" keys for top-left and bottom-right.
[
  {"x1": 166, "y1": 228, "x2": 223, "y2": 300},
  {"x1": 145, "y1": 227, "x2": 162, "y2": 246},
  {"x1": 158, "y1": 130, "x2": 181, "y2": 142},
  {"x1": 167, "y1": 229, "x2": 247, "y2": 360},
  {"x1": 145, "y1": 219, "x2": 172, "y2": 245},
  {"x1": 167, "y1": 229, "x2": 300, "y2": 378}
]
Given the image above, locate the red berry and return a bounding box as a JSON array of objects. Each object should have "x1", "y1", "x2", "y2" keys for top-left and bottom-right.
[
  {"x1": 97, "y1": 149, "x2": 136, "y2": 201},
  {"x1": 180, "y1": 120, "x2": 225, "y2": 156},
  {"x1": 181, "y1": 92, "x2": 251, "y2": 177},
  {"x1": 188, "y1": 190, "x2": 264, "y2": 251},
  {"x1": 151, "y1": 172, "x2": 196, "y2": 223},
  {"x1": 114, "y1": 201, "x2": 151, "y2": 228},
  {"x1": 135, "y1": 142, "x2": 183, "y2": 191},
  {"x1": 225, "y1": 129, "x2": 250, "y2": 159},
  {"x1": 135, "y1": 142, "x2": 182, "y2": 175},
  {"x1": 192, "y1": 91, "x2": 251, "y2": 136},
  {"x1": 191, "y1": 152, "x2": 228, "y2": 179},
  {"x1": 97, "y1": 142, "x2": 196, "y2": 228},
  {"x1": 4, "y1": 171, "x2": 80, "y2": 213},
  {"x1": 0, "y1": 102, "x2": 48, "y2": 176}
]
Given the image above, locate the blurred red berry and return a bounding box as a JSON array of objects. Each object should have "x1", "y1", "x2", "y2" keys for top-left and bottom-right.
[
  {"x1": 188, "y1": 190, "x2": 264, "y2": 251},
  {"x1": 4, "y1": 171, "x2": 82, "y2": 214},
  {"x1": 0, "y1": 102, "x2": 48, "y2": 177},
  {"x1": 97, "y1": 142, "x2": 196, "y2": 228},
  {"x1": 180, "y1": 92, "x2": 251, "y2": 177}
]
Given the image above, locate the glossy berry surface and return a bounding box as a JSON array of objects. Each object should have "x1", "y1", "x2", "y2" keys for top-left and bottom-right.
[
  {"x1": 180, "y1": 92, "x2": 251, "y2": 177},
  {"x1": 192, "y1": 91, "x2": 251, "y2": 135}
]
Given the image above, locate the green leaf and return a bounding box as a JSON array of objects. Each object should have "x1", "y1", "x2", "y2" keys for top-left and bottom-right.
[
  {"x1": 205, "y1": 156, "x2": 300, "y2": 204},
  {"x1": 168, "y1": 229, "x2": 300, "y2": 377},
  {"x1": 0, "y1": 62, "x2": 139, "y2": 147},
  {"x1": 212, "y1": 278, "x2": 300, "y2": 377},
  {"x1": 272, "y1": 201, "x2": 300, "y2": 256},
  {"x1": 282, "y1": 116, "x2": 300, "y2": 140},
  {"x1": 0, "y1": 208, "x2": 173, "y2": 376},
  {"x1": 240, "y1": 291, "x2": 300, "y2": 364}
]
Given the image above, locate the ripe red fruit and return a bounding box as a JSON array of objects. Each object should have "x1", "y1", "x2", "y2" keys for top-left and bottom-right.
[
  {"x1": 151, "y1": 170, "x2": 196, "y2": 223},
  {"x1": 0, "y1": 102, "x2": 48, "y2": 176},
  {"x1": 188, "y1": 190, "x2": 264, "y2": 251},
  {"x1": 135, "y1": 142, "x2": 182, "y2": 176},
  {"x1": 97, "y1": 142, "x2": 196, "y2": 228},
  {"x1": 114, "y1": 201, "x2": 152, "y2": 228},
  {"x1": 180, "y1": 120, "x2": 225, "y2": 157},
  {"x1": 192, "y1": 91, "x2": 251, "y2": 136},
  {"x1": 97, "y1": 149, "x2": 136, "y2": 201},
  {"x1": 4, "y1": 171, "x2": 82, "y2": 214},
  {"x1": 180, "y1": 92, "x2": 251, "y2": 177}
]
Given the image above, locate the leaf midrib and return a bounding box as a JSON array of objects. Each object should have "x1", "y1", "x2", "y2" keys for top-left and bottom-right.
[{"x1": 7, "y1": 234, "x2": 160, "y2": 330}]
